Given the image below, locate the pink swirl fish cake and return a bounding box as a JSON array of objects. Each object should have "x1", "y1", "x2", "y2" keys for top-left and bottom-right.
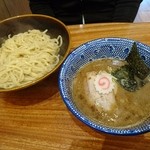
[{"x1": 84, "y1": 71, "x2": 117, "y2": 112}]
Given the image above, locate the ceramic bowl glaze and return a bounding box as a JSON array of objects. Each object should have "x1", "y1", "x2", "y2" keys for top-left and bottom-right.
[{"x1": 59, "y1": 37, "x2": 150, "y2": 135}]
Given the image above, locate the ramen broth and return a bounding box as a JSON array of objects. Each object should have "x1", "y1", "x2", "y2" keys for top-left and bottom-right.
[{"x1": 72, "y1": 59, "x2": 150, "y2": 127}]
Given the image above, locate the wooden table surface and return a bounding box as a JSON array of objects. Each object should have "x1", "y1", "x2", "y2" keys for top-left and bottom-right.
[{"x1": 0, "y1": 22, "x2": 150, "y2": 150}]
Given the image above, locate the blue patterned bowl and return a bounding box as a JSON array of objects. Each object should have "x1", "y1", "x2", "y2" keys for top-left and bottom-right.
[{"x1": 59, "y1": 37, "x2": 150, "y2": 135}]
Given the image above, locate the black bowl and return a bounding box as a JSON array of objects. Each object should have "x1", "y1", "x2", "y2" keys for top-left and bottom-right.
[{"x1": 0, "y1": 14, "x2": 71, "y2": 92}]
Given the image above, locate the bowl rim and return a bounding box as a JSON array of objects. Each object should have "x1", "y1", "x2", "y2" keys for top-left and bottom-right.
[
  {"x1": 58, "y1": 37, "x2": 150, "y2": 135},
  {"x1": 0, "y1": 14, "x2": 71, "y2": 92}
]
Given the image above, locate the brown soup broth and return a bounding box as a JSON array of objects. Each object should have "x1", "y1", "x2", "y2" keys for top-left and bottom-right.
[{"x1": 72, "y1": 58, "x2": 150, "y2": 127}]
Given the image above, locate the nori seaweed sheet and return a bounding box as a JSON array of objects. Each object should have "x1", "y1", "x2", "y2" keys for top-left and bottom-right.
[
  {"x1": 111, "y1": 42, "x2": 150, "y2": 92},
  {"x1": 126, "y1": 42, "x2": 150, "y2": 80},
  {"x1": 111, "y1": 65, "x2": 138, "y2": 92}
]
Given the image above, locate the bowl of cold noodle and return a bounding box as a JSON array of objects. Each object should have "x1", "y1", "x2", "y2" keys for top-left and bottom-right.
[
  {"x1": 0, "y1": 14, "x2": 70, "y2": 92},
  {"x1": 59, "y1": 37, "x2": 150, "y2": 135}
]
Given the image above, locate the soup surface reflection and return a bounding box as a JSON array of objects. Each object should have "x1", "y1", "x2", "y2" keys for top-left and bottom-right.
[{"x1": 72, "y1": 59, "x2": 150, "y2": 127}]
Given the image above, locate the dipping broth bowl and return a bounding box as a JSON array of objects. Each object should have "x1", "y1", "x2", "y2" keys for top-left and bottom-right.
[{"x1": 59, "y1": 37, "x2": 150, "y2": 135}]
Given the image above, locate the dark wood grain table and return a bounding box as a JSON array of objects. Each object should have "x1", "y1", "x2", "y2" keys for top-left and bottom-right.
[{"x1": 0, "y1": 22, "x2": 150, "y2": 150}]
